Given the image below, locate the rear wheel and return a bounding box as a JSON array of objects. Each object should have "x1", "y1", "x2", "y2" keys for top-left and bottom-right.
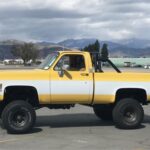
[
  {"x1": 113, "y1": 98, "x2": 144, "y2": 129},
  {"x1": 93, "y1": 105, "x2": 113, "y2": 121},
  {"x1": 2, "y1": 100, "x2": 36, "y2": 134}
]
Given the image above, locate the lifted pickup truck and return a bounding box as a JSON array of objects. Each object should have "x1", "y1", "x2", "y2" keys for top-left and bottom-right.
[{"x1": 0, "y1": 51, "x2": 149, "y2": 133}]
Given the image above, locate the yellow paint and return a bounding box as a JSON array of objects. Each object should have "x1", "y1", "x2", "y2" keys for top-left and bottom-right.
[
  {"x1": 51, "y1": 94, "x2": 116, "y2": 104},
  {"x1": 50, "y1": 94, "x2": 92, "y2": 104},
  {"x1": 38, "y1": 94, "x2": 50, "y2": 104},
  {"x1": 0, "y1": 95, "x2": 3, "y2": 101},
  {"x1": 93, "y1": 95, "x2": 115, "y2": 104},
  {"x1": 147, "y1": 95, "x2": 150, "y2": 101},
  {"x1": 94, "y1": 72, "x2": 150, "y2": 82},
  {"x1": 0, "y1": 69, "x2": 50, "y2": 80}
]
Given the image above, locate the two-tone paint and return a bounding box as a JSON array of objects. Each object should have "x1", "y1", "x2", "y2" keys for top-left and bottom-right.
[{"x1": 0, "y1": 51, "x2": 150, "y2": 104}]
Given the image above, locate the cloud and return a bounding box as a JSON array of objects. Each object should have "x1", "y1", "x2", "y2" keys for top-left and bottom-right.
[{"x1": 0, "y1": 0, "x2": 150, "y2": 42}]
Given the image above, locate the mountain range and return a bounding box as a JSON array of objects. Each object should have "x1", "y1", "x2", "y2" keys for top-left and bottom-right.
[
  {"x1": 0, "y1": 38, "x2": 150, "y2": 60},
  {"x1": 56, "y1": 38, "x2": 150, "y2": 57}
]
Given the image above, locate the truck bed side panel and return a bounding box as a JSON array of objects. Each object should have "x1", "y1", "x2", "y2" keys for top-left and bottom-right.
[{"x1": 93, "y1": 72, "x2": 150, "y2": 104}]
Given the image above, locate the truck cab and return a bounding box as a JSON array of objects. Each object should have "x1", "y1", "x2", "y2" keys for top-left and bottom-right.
[{"x1": 48, "y1": 51, "x2": 93, "y2": 104}]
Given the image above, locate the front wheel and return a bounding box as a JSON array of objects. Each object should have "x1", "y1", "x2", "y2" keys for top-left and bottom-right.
[
  {"x1": 2, "y1": 100, "x2": 36, "y2": 134},
  {"x1": 113, "y1": 98, "x2": 144, "y2": 129}
]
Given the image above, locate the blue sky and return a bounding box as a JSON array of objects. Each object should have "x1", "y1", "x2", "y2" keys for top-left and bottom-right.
[{"x1": 0, "y1": 0, "x2": 150, "y2": 42}]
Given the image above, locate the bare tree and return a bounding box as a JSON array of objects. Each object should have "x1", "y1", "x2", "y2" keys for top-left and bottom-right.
[{"x1": 11, "y1": 43, "x2": 39, "y2": 65}]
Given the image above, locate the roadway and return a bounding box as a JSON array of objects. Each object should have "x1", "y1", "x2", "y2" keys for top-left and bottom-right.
[{"x1": 0, "y1": 105, "x2": 150, "y2": 150}]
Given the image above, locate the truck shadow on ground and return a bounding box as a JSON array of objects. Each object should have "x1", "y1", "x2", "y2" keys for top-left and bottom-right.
[
  {"x1": 1, "y1": 113, "x2": 149, "y2": 134},
  {"x1": 35, "y1": 113, "x2": 113, "y2": 128},
  {"x1": 143, "y1": 114, "x2": 150, "y2": 124},
  {"x1": 35, "y1": 113, "x2": 149, "y2": 129}
]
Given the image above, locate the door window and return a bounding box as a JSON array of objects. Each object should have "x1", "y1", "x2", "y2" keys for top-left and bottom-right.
[{"x1": 54, "y1": 55, "x2": 86, "y2": 71}]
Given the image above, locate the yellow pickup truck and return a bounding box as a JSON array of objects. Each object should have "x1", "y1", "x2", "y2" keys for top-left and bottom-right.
[{"x1": 0, "y1": 51, "x2": 149, "y2": 133}]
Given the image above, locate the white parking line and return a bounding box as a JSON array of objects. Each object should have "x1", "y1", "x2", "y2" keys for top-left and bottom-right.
[{"x1": 0, "y1": 139, "x2": 18, "y2": 143}]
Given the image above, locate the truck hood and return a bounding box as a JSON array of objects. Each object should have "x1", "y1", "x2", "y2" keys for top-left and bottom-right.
[{"x1": 0, "y1": 69, "x2": 50, "y2": 80}]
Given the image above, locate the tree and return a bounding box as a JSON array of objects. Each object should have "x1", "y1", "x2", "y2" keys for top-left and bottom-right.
[
  {"x1": 82, "y1": 40, "x2": 100, "y2": 53},
  {"x1": 94, "y1": 40, "x2": 100, "y2": 53},
  {"x1": 82, "y1": 41, "x2": 109, "y2": 72},
  {"x1": 101, "y1": 43, "x2": 109, "y2": 60},
  {"x1": 82, "y1": 40, "x2": 101, "y2": 71},
  {"x1": 11, "y1": 43, "x2": 39, "y2": 65}
]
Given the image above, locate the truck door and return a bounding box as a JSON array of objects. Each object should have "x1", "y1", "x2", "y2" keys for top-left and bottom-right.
[{"x1": 50, "y1": 54, "x2": 93, "y2": 104}]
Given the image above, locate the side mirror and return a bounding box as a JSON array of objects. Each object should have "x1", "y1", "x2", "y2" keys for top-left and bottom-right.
[
  {"x1": 58, "y1": 67, "x2": 65, "y2": 77},
  {"x1": 56, "y1": 60, "x2": 69, "y2": 77}
]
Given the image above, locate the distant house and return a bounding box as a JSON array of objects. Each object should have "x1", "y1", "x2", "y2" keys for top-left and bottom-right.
[
  {"x1": 14, "y1": 59, "x2": 24, "y2": 64},
  {"x1": 124, "y1": 62, "x2": 136, "y2": 67},
  {"x1": 124, "y1": 62, "x2": 131, "y2": 67},
  {"x1": 3, "y1": 59, "x2": 24, "y2": 65},
  {"x1": 3, "y1": 59, "x2": 11, "y2": 65}
]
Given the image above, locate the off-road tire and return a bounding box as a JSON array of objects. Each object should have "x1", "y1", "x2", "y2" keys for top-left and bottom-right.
[
  {"x1": 1, "y1": 100, "x2": 36, "y2": 134},
  {"x1": 113, "y1": 98, "x2": 144, "y2": 129}
]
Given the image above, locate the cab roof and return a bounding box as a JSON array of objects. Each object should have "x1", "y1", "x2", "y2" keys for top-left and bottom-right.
[{"x1": 58, "y1": 50, "x2": 88, "y2": 54}]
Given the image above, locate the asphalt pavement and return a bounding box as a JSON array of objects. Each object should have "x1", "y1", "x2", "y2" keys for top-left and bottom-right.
[{"x1": 0, "y1": 105, "x2": 150, "y2": 150}]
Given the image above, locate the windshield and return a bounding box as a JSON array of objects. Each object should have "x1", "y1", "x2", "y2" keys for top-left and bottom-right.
[{"x1": 38, "y1": 52, "x2": 59, "y2": 70}]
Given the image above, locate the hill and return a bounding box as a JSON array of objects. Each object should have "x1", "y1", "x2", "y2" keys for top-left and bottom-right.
[
  {"x1": 0, "y1": 38, "x2": 150, "y2": 60},
  {"x1": 58, "y1": 38, "x2": 150, "y2": 57}
]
